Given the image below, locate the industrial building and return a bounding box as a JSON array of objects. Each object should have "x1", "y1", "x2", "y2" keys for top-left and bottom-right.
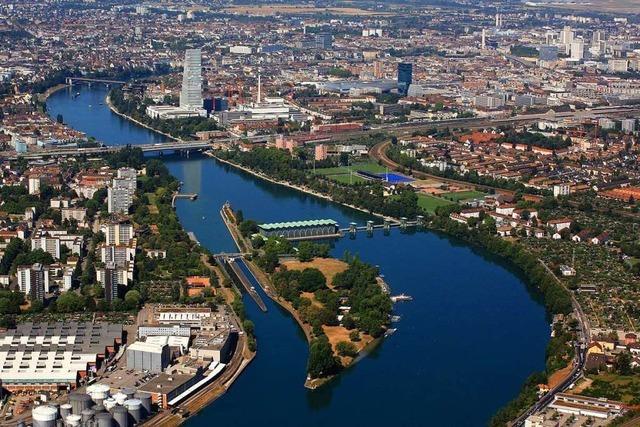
[
  {"x1": 126, "y1": 341, "x2": 171, "y2": 373},
  {"x1": 258, "y1": 219, "x2": 339, "y2": 240},
  {"x1": 0, "y1": 322, "x2": 123, "y2": 392},
  {"x1": 549, "y1": 393, "x2": 624, "y2": 419}
]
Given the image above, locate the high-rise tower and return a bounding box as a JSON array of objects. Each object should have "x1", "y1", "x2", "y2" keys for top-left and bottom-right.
[{"x1": 180, "y1": 48, "x2": 203, "y2": 110}]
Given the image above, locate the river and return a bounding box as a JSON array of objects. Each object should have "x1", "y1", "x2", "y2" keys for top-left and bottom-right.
[{"x1": 47, "y1": 84, "x2": 550, "y2": 426}]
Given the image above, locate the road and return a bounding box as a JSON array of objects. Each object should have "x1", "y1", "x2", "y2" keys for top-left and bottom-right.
[{"x1": 511, "y1": 261, "x2": 590, "y2": 426}]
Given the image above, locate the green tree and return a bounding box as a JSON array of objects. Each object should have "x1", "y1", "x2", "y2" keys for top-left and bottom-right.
[
  {"x1": 124, "y1": 289, "x2": 142, "y2": 310},
  {"x1": 336, "y1": 341, "x2": 358, "y2": 357},
  {"x1": 308, "y1": 336, "x2": 340, "y2": 378},
  {"x1": 56, "y1": 292, "x2": 85, "y2": 313}
]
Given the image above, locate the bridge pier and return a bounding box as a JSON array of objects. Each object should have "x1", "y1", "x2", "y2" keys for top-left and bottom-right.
[
  {"x1": 349, "y1": 222, "x2": 357, "y2": 239},
  {"x1": 366, "y1": 220, "x2": 374, "y2": 237}
]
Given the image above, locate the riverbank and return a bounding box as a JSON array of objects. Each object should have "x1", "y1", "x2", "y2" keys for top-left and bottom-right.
[
  {"x1": 208, "y1": 152, "x2": 395, "y2": 224},
  {"x1": 209, "y1": 146, "x2": 580, "y2": 425},
  {"x1": 105, "y1": 92, "x2": 181, "y2": 142},
  {"x1": 38, "y1": 83, "x2": 68, "y2": 102}
]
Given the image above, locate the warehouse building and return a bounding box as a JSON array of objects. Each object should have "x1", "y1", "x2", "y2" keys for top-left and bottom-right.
[
  {"x1": 126, "y1": 341, "x2": 171, "y2": 373},
  {"x1": 0, "y1": 322, "x2": 123, "y2": 392}
]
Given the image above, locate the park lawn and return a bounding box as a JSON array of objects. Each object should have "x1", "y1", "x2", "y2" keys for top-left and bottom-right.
[
  {"x1": 145, "y1": 192, "x2": 159, "y2": 214},
  {"x1": 418, "y1": 194, "x2": 454, "y2": 213},
  {"x1": 440, "y1": 190, "x2": 486, "y2": 202}
]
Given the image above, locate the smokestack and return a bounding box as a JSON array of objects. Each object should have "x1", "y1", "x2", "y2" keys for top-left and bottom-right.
[{"x1": 257, "y1": 74, "x2": 261, "y2": 105}]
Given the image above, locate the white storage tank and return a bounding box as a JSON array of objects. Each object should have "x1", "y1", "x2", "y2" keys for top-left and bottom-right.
[
  {"x1": 87, "y1": 383, "x2": 111, "y2": 404},
  {"x1": 113, "y1": 392, "x2": 127, "y2": 406},
  {"x1": 103, "y1": 398, "x2": 117, "y2": 411},
  {"x1": 32, "y1": 405, "x2": 58, "y2": 427},
  {"x1": 65, "y1": 414, "x2": 82, "y2": 427},
  {"x1": 60, "y1": 403, "x2": 73, "y2": 419}
]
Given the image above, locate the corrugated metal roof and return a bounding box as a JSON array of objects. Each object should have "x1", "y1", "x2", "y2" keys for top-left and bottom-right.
[{"x1": 258, "y1": 219, "x2": 338, "y2": 231}]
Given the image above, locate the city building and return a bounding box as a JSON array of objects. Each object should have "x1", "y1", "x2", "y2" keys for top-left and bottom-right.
[
  {"x1": 108, "y1": 178, "x2": 134, "y2": 214},
  {"x1": 315, "y1": 144, "x2": 328, "y2": 161},
  {"x1": 61, "y1": 207, "x2": 88, "y2": 227},
  {"x1": 570, "y1": 39, "x2": 585, "y2": 61},
  {"x1": 17, "y1": 263, "x2": 49, "y2": 301},
  {"x1": 180, "y1": 48, "x2": 203, "y2": 111},
  {"x1": 553, "y1": 183, "x2": 571, "y2": 198},
  {"x1": 96, "y1": 262, "x2": 128, "y2": 300},
  {"x1": 101, "y1": 221, "x2": 134, "y2": 245},
  {"x1": 315, "y1": 33, "x2": 332, "y2": 50},
  {"x1": 397, "y1": 62, "x2": 413, "y2": 95},
  {"x1": 538, "y1": 45, "x2": 558, "y2": 62},
  {"x1": 102, "y1": 262, "x2": 119, "y2": 303},
  {"x1": 31, "y1": 235, "x2": 61, "y2": 259},
  {"x1": 621, "y1": 118, "x2": 636, "y2": 133}
]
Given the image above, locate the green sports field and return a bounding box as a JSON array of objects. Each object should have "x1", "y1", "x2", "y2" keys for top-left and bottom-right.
[
  {"x1": 313, "y1": 161, "x2": 387, "y2": 185},
  {"x1": 439, "y1": 190, "x2": 486, "y2": 202},
  {"x1": 417, "y1": 194, "x2": 454, "y2": 213}
]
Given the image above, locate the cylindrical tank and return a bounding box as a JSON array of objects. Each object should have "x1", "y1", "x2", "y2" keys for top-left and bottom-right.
[
  {"x1": 120, "y1": 387, "x2": 135, "y2": 399},
  {"x1": 93, "y1": 404, "x2": 105, "y2": 413},
  {"x1": 112, "y1": 392, "x2": 127, "y2": 406},
  {"x1": 103, "y1": 398, "x2": 117, "y2": 411},
  {"x1": 60, "y1": 403, "x2": 72, "y2": 419},
  {"x1": 134, "y1": 393, "x2": 151, "y2": 417},
  {"x1": 95, "y1": 412, "x2": 113, "y2": 427},
  {"x1": 65, "y1": 414, "x2": 82, "y2": 427},
  {"x1": 32, "y1": 405, "x2": 58, "y2": 427},
  {"x1": 87, "y1": 383, "x2": 111, "y2": 405},
  {"x1": 123, "y1": 399, "x2": 142, "y2": 423},
  {"x1": 50, "y1": 403, "x2": 60, "y2": 418},
  {"x1": 82, "y1": 408, "x2": 96, "y2": 423},
  {"x1": 69, "y1": 392, "x2": 93, "y2": 414},
  {"x1": 111, "y1": 405, "x2": 129, "y2": 427}
]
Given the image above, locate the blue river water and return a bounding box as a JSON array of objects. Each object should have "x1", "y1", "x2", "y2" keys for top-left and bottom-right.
[{"x1": 47, "y1": 84, "x2": 550, "y2": 426}]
